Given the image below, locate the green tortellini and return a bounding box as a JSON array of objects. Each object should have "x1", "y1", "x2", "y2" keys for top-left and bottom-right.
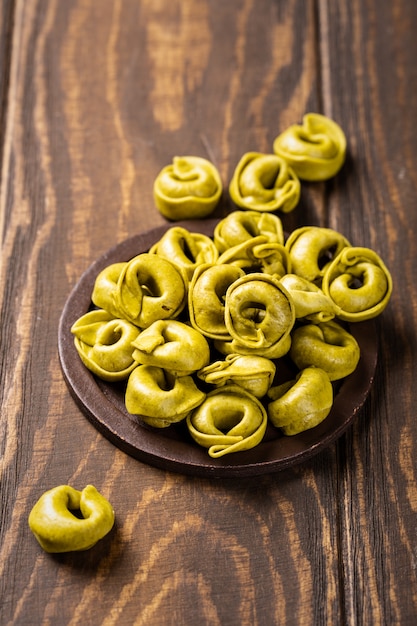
[
  {"x1": 198, "y1": 354, "x2": 276, "y2": 398},
  {"x1": 229, "y1": 152, "x2": 300, "y2": 213},
  {"x1": 273, "y1": 113, "x2": 346, "y2": 181},
  {"x1": 188, "y1": 263, "x2": 245, "y2": 339},
  {"x1": 92, "y1": 253, "x2": 187, "y2": 328},
  {"x1": 131, "y1": 319, "x2": 211, "y2": 376},
  {"x1": 71, "y1": 309, "x2": 140, "y2": 381},
  {"x1": 217, "y1": 236, "x2": 290, "y2": 278},
  {"x1": 70, "y1": 188, "x2": 392, "y2": 453},
  {"x1": 126, "y1": 365, "x2": 206, "y2": 428},
  {"x1": 224, "y1": 273, "x2": 295, "y2": 351},
  {"x1": 90, "y1": 262, "x2": 126, "y2": 318},
  {"x1": 28, "y1": 485, "x2": 115, "y2": 553},
  {"x1": 247, "y1": 241, "x2": 290, "y2": 278},
  {"x1": 289, "y1": 319, "x2": 360, "y2": 381},
  {"x1": 279, "y1": 274, "x2": 336, "y2": 322},
  {"x1": 214, "y1": 333, "x2": 292, "y2": 360},
  {"x1": 149, "y1": 226, "x2": 219, "y2": 282},
  {"x1": 322, "y1": 246, "x2": 393, "y2": 321},
  {"x1": 285, "y1": 226, "x2": 351, "y2": 284},
  {"x1": 213, "y1": 210, "x2": 284, "y2": 252},
  {"x1": 153, "y1": 156, "x2": 223, "y2": 221},
  {"x1": 268, "y1": 367, "x2": 333, "y2": 435},
  {"x1": 186, "y1": 385, "x2": 268, "y2": 457}
]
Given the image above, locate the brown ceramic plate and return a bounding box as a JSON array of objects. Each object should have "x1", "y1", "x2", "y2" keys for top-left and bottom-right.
[{"x1": 58, "y1": 219, "x2": 378, "y2": 478}]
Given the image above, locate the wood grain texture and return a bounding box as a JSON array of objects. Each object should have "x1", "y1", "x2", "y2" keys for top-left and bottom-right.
[{"x1": 1, "y1": 0, "x2": 416, "y2": 624}]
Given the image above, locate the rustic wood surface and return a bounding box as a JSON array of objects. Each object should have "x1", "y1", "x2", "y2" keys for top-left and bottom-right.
[{"x1": 1, "y1": 0, "x2": 416, "y2": 624}]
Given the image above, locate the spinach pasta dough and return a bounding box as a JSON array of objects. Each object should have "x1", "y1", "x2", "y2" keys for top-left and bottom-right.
[
  {"x1": 90, "y1": 262, "x2": 127, "y2": 319},
  {"x1": 229, "y1": 152, "x2": 300, "y2": 213},
  {"x1": 285, "y1": 226, "x2": 351, "y2": 284},
  {"x1": 267, "y1": 367, "x2": 333, "y2": 435},
  {"x1": 224, "y1": 272, "x2": 295, "y2": 351},
  {"x1": 279, "y1": 274, "x2": 336, "y2": 322},
  {"x1": 186, "y1": 385, "x2": 268, "y2": 458},
  {"x1": 29, "y1": 485, "x2": 115, "y2": 553},
  {"x1": 153, "y1": 155, "x2": 222, "y2": 221},
  {"x1": 273, "y1": 113, "x2": 346, "y2": 181},
  {"x1": 92, "y1": 253, "x2": 187, "y2": 328},
  {"x1": 214, "y1": 333, "x2": 292, "y2": 360},
  {"x1": 198, "y1": 354, "x2": 276, "y2": 398},
  {"x1": 149, "y1": 226, "x2": 219, "y2": 282},
  {"x1": 126, "y1": 365, "x2": 206, "y2": 428},
  {"x1": 71, "y1": 310, "x2": 140, "y2": 381},
  {"x1": 289, "y1": 319, "x2": 360, "y2": 381},
  {"x1": 217, "y1": 236, "x2": 290, "y2": 278},
  {"x1": 131, "y1": 319, "x2": 211, "y2": 376},
  {"x1": 188, "y1": 263, "x2": 245, "y2": 339},
  {"x1": 322, "y1": 246, "x2": 393, "y2": 321},
  {"x1": 69, "y1": 198, "x2": 393, "y2": 453},
  {"x1": 213, "y1": 210, "x2": 284, "y2": 252}
]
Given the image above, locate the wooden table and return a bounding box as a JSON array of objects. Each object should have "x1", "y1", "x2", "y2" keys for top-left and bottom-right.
[{"x1": 1, "y1": 0, "x2": 416, "y2": 624}]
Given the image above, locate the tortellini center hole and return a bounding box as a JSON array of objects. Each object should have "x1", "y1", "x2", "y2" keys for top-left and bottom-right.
[
  {"x1": 214, "y1": 407, "x2": 245, "y2": 431},
  {"x1": 180, "y1": 237, "x2": 197, "y2": 262},
  {"x1": 241, "y1": 221, "x2": 259, "y2": 238},
  {"x1": 347, "y1": 275, "x2": 364, "y2": 289},
  {"x1": 104, "y1": 329, "x2": 122, "y2": 345},
  {"x1": 318, "y1": 245, "x2": 338, "y2": 269},
  {"x1": 140, "y1": 275, "x2": 162, "y2": 298},
  {"x1": 69, "y1": 507, "x2": 85, "y2": 520},
  {"x1": 157, "y1": 371, "x2": 176, "y2": 392},
  {"x1": 240, "y1": 302, "x2": 266, "y2": 324},
  {"x1": 215, "y1": 284, "x2": 228, "y2": 303},
  {"x1": 260, "y1": 168, "x2": 280, "y2": 190}
]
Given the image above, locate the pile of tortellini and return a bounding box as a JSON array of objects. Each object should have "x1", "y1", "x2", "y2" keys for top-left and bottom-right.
[
  {"x1": 71, "y1": 208, "x2": 392, "y2": 459},
  {"x1": 153, "y1": 113, "x2": 347, "y2": 220}
]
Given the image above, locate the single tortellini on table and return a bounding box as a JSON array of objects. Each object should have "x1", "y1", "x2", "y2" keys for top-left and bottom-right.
[
  {"x1": 273, "y1": 113, "x2": 346, "y2": 181},
  {"x1": 188, "y1": 263, "x2": 245, "y2": 340},
  {"x1": 198, "y1": 354, "x2": 276, "y2": 398},
  {"x1": 289, "y1": 319, "x2": 360, "y2": 381},
  {"x1": 285, "y1": 226, "x2": 351, "y2": 284},
  {"x1": 279, "y1": 273, "x2": 336, "y2": 322},
  {"x1": 131, "y1": 319, "x2": 211, "y2": 376},
  {"x1": 267, "y1": 366, "x2": 333, "y2": 435},
  {"x1": 92, "y1": 253, "x2": 187, "y2": 328},
  {"x1": 149, "y1": 226, "x2": 219, "y2": 282},
  {"x1": 125, "y1": 365, "x2": 206, "y2": 428},
  {"x1": 224, "y1": 272, "x2": 295, "y2": 352},
  {"x1": 153, "y1": 156, "x2": 223, "y2": 221},
  {"x1": 213, "y1": 210, "x2": 284, "y2": 252},
  {"x1": 71, "y1": 309, "x2": 140, "y2": 381},
  {"x1": 229, "y1": 152, "x2": 300, "y2": 213},
  {"x1": 28, "y1": 485, "x2": 115, "y2": 553},
  {"x1": 321, "y1": 246, "x2": 393, "y2": 321},
  {"x1": 186, "y1": 385, "x2": 268, "y2": 458}
]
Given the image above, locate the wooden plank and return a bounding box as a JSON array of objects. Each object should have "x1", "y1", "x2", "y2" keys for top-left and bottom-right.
[
  {"x1": 0, "y1": 0, "x2": 416, "y2": 624},
  {"x1": 319, "y1": 0, "x2": 417, "y2": 623},
  {"x1": 0, "y1": 0, "x2": 15, "y2": 162}
]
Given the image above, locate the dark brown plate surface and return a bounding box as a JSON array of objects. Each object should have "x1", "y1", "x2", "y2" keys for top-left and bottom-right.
[{"x1": 58, "y1": 219, "x2": 378, "y2": 478}]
